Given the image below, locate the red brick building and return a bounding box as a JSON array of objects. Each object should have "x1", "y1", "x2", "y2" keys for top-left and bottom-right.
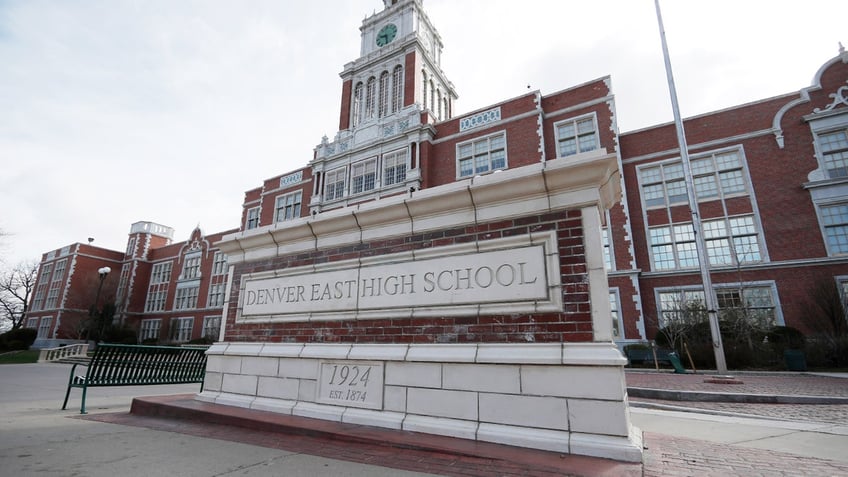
[{"x1": 27, "y1": 222, "x2": 236, "y2": 348}]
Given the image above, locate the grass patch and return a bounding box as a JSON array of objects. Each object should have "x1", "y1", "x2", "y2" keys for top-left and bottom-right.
[{"x1": 0, "y1": 349, "x2": 40, "y2": 364}]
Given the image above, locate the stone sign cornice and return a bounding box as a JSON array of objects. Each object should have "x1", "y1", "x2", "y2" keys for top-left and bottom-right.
[{"x1": 217, "y1": 149, "x2": 619, "y2": 265}]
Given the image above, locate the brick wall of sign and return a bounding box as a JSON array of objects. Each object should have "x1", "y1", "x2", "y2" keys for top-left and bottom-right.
[{"x1": 223, "y1": 209, "x2": 594, "y2": 344}]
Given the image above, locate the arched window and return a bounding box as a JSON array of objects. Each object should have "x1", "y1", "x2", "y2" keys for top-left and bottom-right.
[
  {"x1": 422, "y1": 71, "x2": 428, "y2": 109},
  {"x1": 443, "y1": 97, "x2": 449, "y2": 119},
  {"x1": 352, "y1": 82, "x2": 363, "y2": 127},
  {"x1": 365, "y1": 77, "x2": 376, "y2": 120},
  {"x1": 391, "y1": 65, "x2": 403, "y2": 113},
  {"x1": 429, "y1": 80, "x2": 435, "y2": 112},
  {"x1": 378, "y1": 71, "x2": 390, "y2": 117},
  {"x1": 436, "y1": 90, "x2": 442, "y2": 120}
]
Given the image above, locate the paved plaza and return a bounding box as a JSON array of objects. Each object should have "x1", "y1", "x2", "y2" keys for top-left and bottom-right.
[{"x1": 1, "y1": 362, "x2": 848, "y2": 475}]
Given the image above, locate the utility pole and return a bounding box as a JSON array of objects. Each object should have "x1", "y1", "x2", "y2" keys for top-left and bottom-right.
[{"x1": 654, "y1": 0, "x2": 728, "y2": 373}]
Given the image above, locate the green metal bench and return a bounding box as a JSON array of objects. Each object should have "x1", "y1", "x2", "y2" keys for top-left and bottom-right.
[{"x1": 62, "y1": 343, "x2": 208, "y2": 414}]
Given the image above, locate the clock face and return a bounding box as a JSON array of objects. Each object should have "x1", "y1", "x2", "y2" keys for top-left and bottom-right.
[{"x1": 376, "y1": 23, "x2": 397, "y2": 47}]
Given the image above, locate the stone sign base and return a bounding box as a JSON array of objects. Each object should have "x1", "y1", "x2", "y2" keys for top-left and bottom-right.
[{"x1": 197, "y1": 341, "x2": 643, "y2": 462}]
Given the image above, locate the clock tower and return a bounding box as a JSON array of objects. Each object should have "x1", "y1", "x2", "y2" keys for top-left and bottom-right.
[
  {"x1": 310, "y1": 0, "x2": 457, "y2": 214},
  {"x1": 339, "y1": 0, "x2": 456, "y2": 130}
]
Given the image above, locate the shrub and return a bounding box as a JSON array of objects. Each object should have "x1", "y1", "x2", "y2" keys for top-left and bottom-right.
[
  {"x1": 186, "y1": 336, "x2": 214, "y2": 345},
  {"x1": 101, "y1": 326, "x2": 138, "y2": 345},
  {"x1": 0, "y1": 328, "x2": 38, "y2": 351}
]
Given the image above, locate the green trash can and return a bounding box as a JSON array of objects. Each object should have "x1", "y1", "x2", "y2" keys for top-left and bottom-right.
[{"x1": 784, "y1": 349, "x2": 807, "y2": 371}]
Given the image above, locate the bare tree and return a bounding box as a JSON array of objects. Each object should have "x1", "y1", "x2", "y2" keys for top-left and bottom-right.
[{"x1": 0, "y1": 261, "x2": 38, "y2": 331}]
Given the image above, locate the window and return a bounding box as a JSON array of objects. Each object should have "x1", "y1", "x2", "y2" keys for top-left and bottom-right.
[
  {"x1": 649, "y1": 223, "x2": 698, "y2": 270},
  {"x1": 116, "y1": 264, "x2": 131, "y2": 306},
  {"x1": 820, "y1": 202, "x2": 848, "y2": 255},
  {"x1": 639, "y1": 162, "x2": 688, "y2": 208},
  {"x1": 275, "y1": 191, "x2": 302, "y2": 222},
  {"x1": 379, "y1": 71, "x2": 390, "y2": 117},
  {"x1": 325, "y1": 168, "x2": 346, "y2": 201},
  {"x1": 457, "y1": 132, "x2": 506, "y2": 178},
  {"x1": 703, "y1": 216, "x2": 762, "y2": 265},
  {"x1": 641, "y1": 150, "x2": 748, "y2": 209},
  {"x1": 351, "y1": 159, "x2": 377, "y2": 194},
  {"x1": 44, "y1": 260, "x2": 66, "y2": 308},
  {"x1": 422, "y1": 71, "x2": 428, "y2": 108},
  {"x1": 610, "y1": 290, "x2": 621, "y2": 339},
  {"x1": 181, "y1": 253, "x2": 201, "y2": 280},
  {"x1": 174, "y1": 285, "x2": 199, "y2": 310},
  {"x1": 602, "y1": 227, "x2": 612, "y2": 271},
  {"x1": 202, "y1": 316, "x2": 220, "y2": 340},
  {"x1": 690, "y1": 150, "x2": 747, "y2": 200},
  {"x1": 26, "y1": 317, "x2": 38, "y2": 329},
  {"x1": 32, "y1": 264, "x2": 51, "y2": 311},
  {"x1": 246, "y1": 207, "x2": 260, "y2": 230},
  {"x1": 212, "y1": 251, "x2": 228, "y2": 276},
  {"x1": 170, "y1": 317, "x2": 194, "y2": 343},
  {"x1": 44, "y1": 283, "x2": 61, "y2": 309},
  {"x1": 436, "y1": 89, "x2": 442, "y2": 120},
  {"x1": 383, "y1": 149, "x2": 407, "y2": 186},
  {"x1": 391, "y1": 65, "x2": 403, "y2": 113},
  {"x1": 139, "y1": 319, "x2": 161, "y2": 342},
  {"x1": 658, "y1": 286, "x2": 777, "y2": 328},
  {"x1": 145, "y1": 262, "x2": 172, "y2": 312},
  {"x1": 126, "y1": 237, "x2": 136, "y2": 256},
  {"x1": 352, "y1": 82, "x2": 363, "y2": 127},
  {"x1": 649, "y1": 215, "x2": 761, "y2": 270},
  {"x1": 365, "y1": 77, "x2": 376, "y2": 120},
  {"x1": 207, "y1": 283, "x2": 225, "y2": 308},
  {"x1": 37, "y1": 317, "x2": 52, "y2": 338},
  {"x1": 429, "y1": 80, "x2": 435, "y2": 112},
  {"x1": 556, "y1": 116, "x2": 598, "y2": 158},
  {"x1": 817, "y1": 129, "x2": 848, "y2": 178}
]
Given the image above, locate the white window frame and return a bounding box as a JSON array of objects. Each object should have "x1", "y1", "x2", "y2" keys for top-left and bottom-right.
[
  {"x1": 145, "y1": 261, "x2": 172, "y2": 313},
  {"x1": 352, "y1": 81, "x2": 363, "y2": 127},
  {"x1": 246, "y1": 207, "x2": 260, "y2": 230},
  {"x1": 816, "y1": 200, "x2": 848, "y2": 256},
  {"x1": 202, "y1": 316, "x2": 220, "y2": 340},
  {"x1": 351, "y1": 158, "x2": 377, "y2": 195},
  {"x1": 139, "y1": 319, "x2": 162, "y2": 342},
  {"x1": 26, "y1": 317, "x2": 38, "y2": 329},
  {"x1": 174, "y1": 284, "x2": 200, "y2": 311},
  {"x1": 648, "y1": 215, "x2": 762, "y2": 271},
  {"x1": 181, "y1": 253, "x2": 201, "y2": 280},
  {"x1": 37, "y1": 316, "x2": 52, "y2": 339},
  {"x1": 274, "y1": 191, "x2": 302, "y2": 223},
  {"x1": 365, "y1": 77, "x2": 376, "y2": 120},
  {"x1": 609, "y1": 288, "x2": 622, "y2": 340},
  {"x1": 391, "y1": 65, "x2": 403, "y2": 113},
  {"x1": 383, "y1": 148, "x2": 408, "y2": 187},
  {"x1": 655, "y1": 282, "x2": 783, "y2": 328},
  {"x1": 324, "y1": 167, "x2": 346, "y2": 201},
  {"x1": 456, "y1": 131, "x2": 507, "y2": 178},
  {"x1": 170, "y1": 317, "x2": 194, "y2": 343},
  {"x1": 378, "y1": 71, "x2": 390, "y2": 118},
  {"x1": 207, "y1": 283, "x2": 225, "y2": 308},
  {"x1": 554, "y1": 113, "x2": 599, "y2": 158},
  {"x1": 211, "y1": 251, "x2": 228, "y2": 276},
  {"x1": 814, "y1": 128, "x2": 848, "y2": 179}
]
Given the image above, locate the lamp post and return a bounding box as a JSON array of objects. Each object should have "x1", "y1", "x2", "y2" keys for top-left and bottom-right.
[{"x1": 91, "y1": 267, "x2": 111, "y2": 341}]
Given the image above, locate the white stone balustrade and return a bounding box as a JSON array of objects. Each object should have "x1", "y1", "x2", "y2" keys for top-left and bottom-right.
[{"x1": 38, "y1": 343, "x2": 89, "y2": 363}]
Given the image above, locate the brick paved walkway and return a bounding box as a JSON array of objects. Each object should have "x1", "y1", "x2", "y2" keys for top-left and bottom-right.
[
  {"x1": 626, "y1": 371, "x2": 848, "y2": 397},
  {"x1": 627, "y1": 371, "x2": 848, "y2": 424},
  {"x1": 643, "y1": 432, "x2": 848, "y2": 476}
]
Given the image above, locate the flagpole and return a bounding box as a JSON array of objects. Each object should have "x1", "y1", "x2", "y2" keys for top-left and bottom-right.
[{"x1": 654, "y1": 0, "x2": 728, "y2": 373}]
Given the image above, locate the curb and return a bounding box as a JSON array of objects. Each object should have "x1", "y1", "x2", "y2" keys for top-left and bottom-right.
[{"x1": 627, "y1": 387, "x2": 848, "y2": 404}]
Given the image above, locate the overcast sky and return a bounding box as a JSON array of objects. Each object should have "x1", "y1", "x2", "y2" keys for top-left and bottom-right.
[{"x1": 0, "y1": 0, "x2": 843, "y2": 269}]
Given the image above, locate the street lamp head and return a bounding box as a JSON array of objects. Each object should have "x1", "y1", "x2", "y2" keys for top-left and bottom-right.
[{"x1": 98, "y1": 267, "x2": 111, "y2": 278}]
